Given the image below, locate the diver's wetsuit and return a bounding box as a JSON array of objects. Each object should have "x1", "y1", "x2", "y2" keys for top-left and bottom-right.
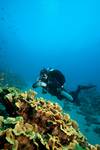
[
  {"x1": 45, "y1": 69, "x2": 65, "y2": 96},
  {"x1": 32, "y1": 68, "x2": 96, "y2": 104},
  {"x1": 32, "y1": 68, "x2": 73, "y2": 101}
]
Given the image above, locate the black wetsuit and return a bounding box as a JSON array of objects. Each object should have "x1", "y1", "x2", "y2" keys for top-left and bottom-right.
[
  {"x1": 45, "y1": 69, "x2": 65, "y2": 97},
  {"x1": 32, "y1": 69, "x2": 96, "y2": 104},
  {"x1": 32, "y1": 69, "x2": 66, "y2": 99}
]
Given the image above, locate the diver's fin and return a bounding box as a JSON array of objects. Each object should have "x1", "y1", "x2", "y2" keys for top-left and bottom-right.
[{"x1": 78, "y1": 84, "x2": 96, "y2": 90}]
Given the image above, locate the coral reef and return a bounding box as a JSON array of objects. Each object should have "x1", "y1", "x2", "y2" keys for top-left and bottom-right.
[{"x1": 0, "y1": 87, "x2": 100, "y2": 150}]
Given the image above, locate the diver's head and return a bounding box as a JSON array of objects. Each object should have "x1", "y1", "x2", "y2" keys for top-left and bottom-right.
[
  {"x1": 40, "y1": 68, "x2": 48, "y2": 76},
  {"x1": 40, "y1": 68, "x2": 48, "y2": 81}
]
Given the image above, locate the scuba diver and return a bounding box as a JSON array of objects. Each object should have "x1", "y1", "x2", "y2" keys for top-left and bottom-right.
[{"x1": 32, "y1": 68, "x2": 96, "y2": 105}]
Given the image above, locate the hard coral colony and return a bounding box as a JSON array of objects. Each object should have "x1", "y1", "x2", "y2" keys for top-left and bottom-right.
[{"x1": 0, "y1": 87, "x2": 100, "y2": 150}]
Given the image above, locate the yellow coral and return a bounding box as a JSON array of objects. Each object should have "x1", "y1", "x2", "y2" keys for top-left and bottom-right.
[
  {"x1": 0, "y1": 87, "x2": 99, "y2": 150},
  {"x1": 20, "y1": 93, "x2": 27, "y2": 99},
  {"x1": 6, "y1": 129, "x2": 15, "y2": 145},
  {"x1": 6, "y1": 129, "x2": 18, "y2": 150},
  {"x1": 71, "y1": 120, "x2": 79, "y2": 130},
  {"x1": 5, "y1": 93, "x2": 13, "y2": 102},
  {"x1": 15, "y1": 100, "x2": 23, "y2": 108},
  {"x1": 64, "y1": 114, "x2": 70, "y2": 122},
  {"x1": 13, "y1": 120, "x2": 25, "y2": 136},
  {"x1": 0, "y1": 116, "x2": 4, "y2": 128}
]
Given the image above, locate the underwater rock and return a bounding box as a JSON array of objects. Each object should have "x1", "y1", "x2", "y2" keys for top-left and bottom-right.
[
  {"x1": 84, "y1": 128, "x2": 90, "y2": 133},
  {"x1": 93, "y1": 127, "x2": 100, "y2": 138},
  {"x1": 0, "y1": 69, "x2": 27, "y2": 89},
  {"x1": 0, "y1": 87, "x2": 99, "y2": 150},
  {"x1": 74, "y1": 89, "x2": 100, "y2": 129}
]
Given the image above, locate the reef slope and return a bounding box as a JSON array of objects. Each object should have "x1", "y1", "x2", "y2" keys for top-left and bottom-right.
[{"x1": 0, "y1": 87, "x2": 99, "y2": 150}]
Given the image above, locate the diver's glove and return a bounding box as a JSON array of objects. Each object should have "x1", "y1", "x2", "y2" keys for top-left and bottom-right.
[{"x1": 32, "y1": 81, "x2": 47, "y2": 88}]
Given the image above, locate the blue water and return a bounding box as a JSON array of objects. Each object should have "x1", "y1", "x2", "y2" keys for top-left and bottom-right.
[{"x1": 0, "y1": 0, "x2": 100, "y2": 145}]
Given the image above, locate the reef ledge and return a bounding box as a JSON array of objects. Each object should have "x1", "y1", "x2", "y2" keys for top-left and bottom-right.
[{"x1": 0, "y1": 87, "x2": 100, "y2": 150}]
